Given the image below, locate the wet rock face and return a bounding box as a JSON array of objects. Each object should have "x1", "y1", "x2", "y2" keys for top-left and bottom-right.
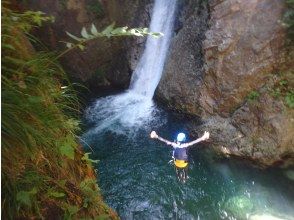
[
  {"x1": 158, "y1": 0, "x2": 287, "y2": 117},
  {"x1": 202, "y1": 0, "x2": 287, "y2": 117},
  {"x1": 156, "y1": 0, "x2": 209, "y2": 115},
  {"x1": 191, "y1": 93, "x2": 294, "y2": 167},
  {"x1": 22, "y1": 0, "x2": 153, "y2": 89},
  {"x1": 231, "y1": 94, "x2": 294, "y2": 166},
  {"x1": 157, "y1": 0, "x2": 294, "y2": 167}
]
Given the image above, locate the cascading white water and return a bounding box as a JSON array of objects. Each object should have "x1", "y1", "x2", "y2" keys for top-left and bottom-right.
[
  {"x1": 130, "y1": 0, "x2": 177, "y2": 98},
  {"x1": 84, "y1": 0, "x2": 177, "y2": 135}
]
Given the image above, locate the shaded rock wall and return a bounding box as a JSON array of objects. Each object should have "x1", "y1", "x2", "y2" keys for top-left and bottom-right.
[
  {"x1": 157, "y1": 0, "x2": 294, "y2": 167},
  {"x1": 22, "y1": 0, "x2": 153, "y2": 89},
  {"x1": 157, "y1": 0, "x2": 209, "y2": 114},
  {"x1": 202, "y1": 0, "x2": 289, "y2": 117}
]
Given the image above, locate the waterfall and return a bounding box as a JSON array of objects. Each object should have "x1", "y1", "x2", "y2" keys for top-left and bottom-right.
[
  {"x1": 83, "y1": 0, "x2": 177, "y2": 135},
  {"x1": 130, "y1": 0, "x2": 177, "y2": 98}
]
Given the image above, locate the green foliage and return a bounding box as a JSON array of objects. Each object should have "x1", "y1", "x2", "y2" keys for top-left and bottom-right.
[
  {"x1": 1, "y1": 5, "x2": 83, "y2": 219},
  {"x1": 64, "y1": 205, "x2": 80, "y2": 220},
  {"x1": 2, "y1": 6, "x2": 54, "y2": 33},
  {"x1": 2, "y1": 3, "x2": 147, "y2": 219},
  {"x1": 79, "y1": 178, "x2": 100, "y2": 209},
  {"x1": 80, "y1": 179, "x2": 99, "y2": 192},
  {"x1": 16, "y1": 188, "x2": 38, "y2": 207},
  {"x1": 271, "y1": 88, "x2": 282, "y2": 98},
  {"x1": 285, "y1": 91, "x2": 294, "y2": 107},
  {"x1": 58, "y1": 134, "x2": 77, "y2": 160},
  {"x1": 65, "y1": 23, "x2": 163, "y2": 51},
  {"x1": 82, "y1": 152, "x2": 99, "y2": 165},
  {"x1": 270, "y1": 80, "x2": 288, "y2": 98},
  {"x1": 98, "y1": 215, "x2": 112, "y2": 220},
  {"x1": 47, "y1": 190, "x2": 66, "y2": 198},
  {"x1": 2, "y1": 52, "x2": 79, "y2": 150},
  {"x1": 59, "y1": 144, "x2": 75, "y2": 160},
  {"x1": 279, "y1": 79, "x2": 288, "y2": 86},
  {"x1": 247, "y1": 91, "x2": 260, "y2": 101},
  {"x1": 269, "y1": 73, "x2": 294, "y2": 108}
]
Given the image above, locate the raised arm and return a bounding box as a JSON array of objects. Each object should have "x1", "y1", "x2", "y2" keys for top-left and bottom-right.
[
  {"x1": 181, "y1": 131, "x2": 210, "y2": 148},
  {"x1": 150, "y1": 131, "x2": 173, "y2": 146}
]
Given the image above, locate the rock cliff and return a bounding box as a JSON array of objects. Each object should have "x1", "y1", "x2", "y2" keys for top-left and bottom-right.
[{"x1": 157, "y1": 0, "x2": 294, "y2": 167}]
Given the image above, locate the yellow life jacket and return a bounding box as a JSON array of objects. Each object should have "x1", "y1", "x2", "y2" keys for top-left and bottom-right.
[{"x1": 174, "y1": 159, "x2": 188, "y2": 168}]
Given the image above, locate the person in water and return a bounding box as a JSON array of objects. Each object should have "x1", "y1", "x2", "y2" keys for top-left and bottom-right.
[{"x1": 150, "y1": 130, "x2": 210, "y2": 182}]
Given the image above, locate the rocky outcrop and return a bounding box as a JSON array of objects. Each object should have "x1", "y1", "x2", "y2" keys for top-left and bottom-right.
[
  {"x1": 190, "y1": 90, "x2": 294, "y2": 167},
  {"x1": 157, "y1": 0, "x2": 209, "y2": 115},
  {"x1": 201, "y1": 0, "x2": 290, "y2": 117},
  {"x1": 21, "y1": 0, "x2": 153, "y2": 89},
  {"x1": 157, "y1": 0, "x2": 294, "y2": 167}
]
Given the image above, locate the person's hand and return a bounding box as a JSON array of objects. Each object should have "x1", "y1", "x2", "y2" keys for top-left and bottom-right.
[
  {"x1": 201, "y1": 131, "x2": 210, "y2": 141},
  {"x1": 150, "y1": 131, "x2": 158, "y2": 139}
]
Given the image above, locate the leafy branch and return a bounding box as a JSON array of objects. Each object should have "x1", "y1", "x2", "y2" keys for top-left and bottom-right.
[
  {"x1": 2, "y1": 6, "x2": 54, "y2": 33},
  {"x1": 59, "y1": 23, "x2": 163, "y2": 58}
]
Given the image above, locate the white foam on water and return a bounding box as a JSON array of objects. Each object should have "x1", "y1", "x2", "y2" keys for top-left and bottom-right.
[{"x1": 84, "y1": 91, "x2": 163, "y2": 135}]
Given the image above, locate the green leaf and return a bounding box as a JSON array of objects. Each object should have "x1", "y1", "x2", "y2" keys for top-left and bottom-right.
[
  {"x1": 102, "y1": 22, "x2": 115, "y2": 37},
  {"x1": 95, "y1": 215, "x2": 111, "y2": 220},
  {"x1": 82, "y1": 152, "x2": 99, "y2": 164},
  {"x1": 279, "y1": 80, "x2": 288, "y2": 86},
  {"x1": 83, "y1": 202, "x2": 88, "y2": 208},
  {"x1": 28, "y1": 96, "x2": 43, "y2": 103},
  {"x1": 16, "y1": 191, "x2": 31, "y2": 207},
  {"x1": 142, "y1": 28, "x2": 148, "y2": 34},
  {"x1": 129, "y1": 28, "x2": 143, "y2": 36},
  {"x1": 81, "y1": 27, "x2": 89, "y2": 39},
  {"x1": 67, "y1": 205, "x2": 79, "y2": 215},
  {"x1": 285, "y1": 91, "x2": 294, "y2": 108},
  {"x1": 59, "y1": 135, "x2": 76, "y2": 159},
  {"x1": 66, "y1": 31, "x2": 82, "y2": 41},
  {"x1": 49, "y1": 191, "x2": 65, "y2": 198},
  {"x1": 58, "y1": 180, "x2": 66, "y2": 187},
  {"x1": 77, "y1": 44, "x2": 85, "y2": 50},
  {"x1": 60, "y1": 144, "x2": 75, "y2": 159},
  {"x1": 58, "y1": 180, "x2": 66, "y2": 186},
  {"x1": 16, "y1": 188, "x2": 37, "y2": 207},
  {"x1": 2, "y1": 44, "x2": 15, "y2": 50},
  {"x1": 111, "y1": 26, "x2": 128, "y2": 35},
  {"x1": 29, "y1": 188, "x2": 38, "y2": 195},
  {"x1": 80, "y1": 178, "x2": 97, "y2": 190},
  {"x1": 90, "y1": 24, "x2": 99, "y2": 36},
  {"x1": 66, "y1": 118, "x2": 80, "y2": 131},
  {"x1": 271, "y1": 88, "x2": 281, "y2": 98},
  {"x1": 247, "y1": 91, "x2": 260, "y2": 101}
]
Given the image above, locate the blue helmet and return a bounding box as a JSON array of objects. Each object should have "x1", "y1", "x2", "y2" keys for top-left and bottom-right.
[{"x1": 177, "y1": 133, "x2": 186, "y2": 142}]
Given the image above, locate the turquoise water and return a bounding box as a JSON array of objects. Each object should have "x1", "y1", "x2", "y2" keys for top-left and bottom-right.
[{"x1": 82, "y1": 102, "x2": 294, "y2": 220}]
